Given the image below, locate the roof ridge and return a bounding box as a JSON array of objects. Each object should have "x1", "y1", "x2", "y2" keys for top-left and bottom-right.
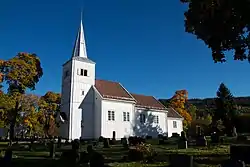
[
  {"x1": 130, "y1": 93, "x2": 154, "y2": 97},
  {"x1": 118, "y1": 82, "x2": 136, "y2": 101},
  {"x1": 152, "y1": 96, "x2": 167, "y2": 109},
  {"x1": 95, "y1": 78, "x2": 119, "y2": 83}
]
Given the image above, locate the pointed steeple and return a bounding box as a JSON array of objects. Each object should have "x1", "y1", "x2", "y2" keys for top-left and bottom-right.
[{"x1": 72, "y1": 18, "x2": 88, "y2": 58}]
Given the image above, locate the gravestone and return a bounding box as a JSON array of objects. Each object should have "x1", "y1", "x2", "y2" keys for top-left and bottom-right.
[
  {"x1": 222, "y1": 159, "x2": 245, "y2": 167},
  {"x1": 71, "y1": 139, "x2": 81, "y2": 164},
  {"x1": 232, "y1": 127, "x2": 238, "y2": 137},
  {"x1": 49, "y1": 140, "x2": 56, "y2": 159},
  {"x1": 103, "y1": 138, "x2": 110, "y2": 148},
  {"x1": 211, "y1": 131, "x2": 220, "y2": 144},
  {"x1": 57, "y1": 137, "x2": 62, "y2": 148},
  {"x1": 178, "y1": 131, "x2": 188, "y2": 149},
  {"x1": 121, "y1": 137, "x2": 128, "y2": 148},
  {"x1": 196, "y1": 127, "x2": 207, "y2": 147}
]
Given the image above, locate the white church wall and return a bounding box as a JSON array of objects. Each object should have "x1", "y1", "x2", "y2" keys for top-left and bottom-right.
[
  {"x1": 93, "y1": 89, "x2": 102, "y2": 139},
  {"x1": 101, "y1": 99, "x2": 135, "y2": 139},
  {"x1": 60, "y1": 61, "x2": 72, "y2": 139},
  {"x1": 167, "y1": 117, "x2": 183, "y2": 137},
  {"x1": 69, "y1": 60, "x2": 95, "y2": 140},
  {"x1": 134, "y1": 108, "x2": 167, "y2": 138},
  {"x1": 80, "y1": 87, "x2": 95, "y2": 139},
  {"x1": 73, "y1": 60, "x2": 95, "y2": 86},
  {"x1": 60, "y1": 103, "x2": 70, "y2": 139}
]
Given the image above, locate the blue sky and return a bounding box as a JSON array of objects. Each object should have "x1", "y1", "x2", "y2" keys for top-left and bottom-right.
[{"x1": 1, "y1": 0, "x2": 250, "y2": 99}]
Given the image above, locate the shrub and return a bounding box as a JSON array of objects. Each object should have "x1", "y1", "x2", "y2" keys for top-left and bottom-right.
[
  {"x1": 128, "y1": 143, "x2": 156, "y2": 162},
  {"x1": 128, "y1": 136, "x2": 145, "y2": 146},
  {"x1": 158, "y1": 134, "x2": 163, "y2": 139},
  {"x1": 72, "y1": 139, "x2": 80, "y2": 151},
  {"x1": 98, "y1": 136, "x2": 104, "y2": 142},
  {"x1": 172, "y1": 133, "x2": 180, "y2": 137}
]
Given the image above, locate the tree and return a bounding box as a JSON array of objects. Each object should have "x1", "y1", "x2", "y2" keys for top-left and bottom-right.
[
  {"x1": 181, "y1": 0, "x2": 250, "y2": 62},
  {"x1": 0, "y1": 52, "x2": 43, "y2": 144},
  {"x1": 214, "y1": 83, "x2": 238, "y2": 135},
  {"x1": 38, "y1": 91, "x2": 61, "y2": 137},
  {"x1": 21, "y1": 94, "x2": 43, "y2": 136},
  {"x1": 188, "y1": 104, "x2": 197, "y2": 120},
  {"x1": 169, "y1": 90, "x2": 192, "y2": 130}
]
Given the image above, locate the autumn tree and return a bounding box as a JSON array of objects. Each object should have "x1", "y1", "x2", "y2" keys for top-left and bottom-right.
[
  {"x1": 169, "y1": 90, "x2": 192, "y2": 130},
  {"x1": 21, "y1": 94, "x2": 43, "y2": 136},
  {"x1": 0, "y1": 52, "x2": 43, "y2": 144},
  {"x1": 181, "y1": 0, "x2": 250, "y2": 62},
  {"x1": 38, "y1": 91, "x2": 61, "y2": 137},
  {"x1": 214, "y1": 83, "x2": 238, "y2": 135}
]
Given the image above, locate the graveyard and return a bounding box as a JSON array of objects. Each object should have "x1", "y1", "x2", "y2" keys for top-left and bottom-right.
[{"x1": 0, "y1": 130, "x2": 250, "y2": 167}]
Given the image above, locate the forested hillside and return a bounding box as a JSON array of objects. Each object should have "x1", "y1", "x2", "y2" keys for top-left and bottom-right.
[{"x1": 159, "y1": 96, "x2": 250, "y2": 113}]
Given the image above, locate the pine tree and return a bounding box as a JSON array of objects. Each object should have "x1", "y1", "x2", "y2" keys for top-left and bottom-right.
[{"x1": 214, "y1": 83, "x2": 238, "y2": 135}]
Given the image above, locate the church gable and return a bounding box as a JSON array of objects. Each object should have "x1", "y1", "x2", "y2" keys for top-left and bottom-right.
[
  {"x1": 131, "y1": 93, "x2": 167, "y2": 111},
  {"x1": 95, "y1": 79, "x2": 135, "y2": 101},
  {"x1": 167, "y1": 107, "x2": 183, "y2": 119}
]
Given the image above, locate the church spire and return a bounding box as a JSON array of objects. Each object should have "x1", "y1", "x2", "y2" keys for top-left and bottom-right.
[{"x1": 72, "y1": 16, "x2": 87, "y2": 58}]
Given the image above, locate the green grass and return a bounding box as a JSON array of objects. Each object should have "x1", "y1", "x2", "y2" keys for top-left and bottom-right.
[{"x1": 0, "y1": 140, "x2": 243, "y2": 167}]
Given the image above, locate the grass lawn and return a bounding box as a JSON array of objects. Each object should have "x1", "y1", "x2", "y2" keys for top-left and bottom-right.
[{"x1": 0, "y1": 140, "x2": 247, "y2": 167}]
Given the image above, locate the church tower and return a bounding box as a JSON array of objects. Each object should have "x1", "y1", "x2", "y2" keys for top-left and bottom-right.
[{"x1": 60, "y1": 19, "x2": 96, "y2": 140}]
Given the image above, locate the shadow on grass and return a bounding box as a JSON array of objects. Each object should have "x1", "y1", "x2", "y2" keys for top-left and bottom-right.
[
  {"x1": 3, "y1": 158, "x2": 61, "y2": 167},
  {"x1": 194, "y1": 156, "x2": 229, "y2": 165}
]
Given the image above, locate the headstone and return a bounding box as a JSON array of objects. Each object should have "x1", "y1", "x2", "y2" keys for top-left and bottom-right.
[
  {"x1": 233, "y1": 127, "x2": 238, "y2": 137},
  {"x1": 221, "y1": 159, "x2": 245, "y2": 167},
  {"x1": 211, "y1": 132, "x2": 220, "y2": 144},
  {"x1": 49, "y1": 140, "x2": 56, "y2": 159},
  {"x1": 121, "y1": 137, "x2": 128, "y2": 148},
  {"x1": 196, "y1": 127, "x2": 207, "y2": 146},
  {"x1": 29, "y1": 137, "x2": 34, "y2": 151},
  {"x1": 178, "y1": 131, "x2": 188, "y2": 149},
  {"x1": 57, "y1": 137, "x2": 62, "y2": 148},
  {"x1": 103, "y1": 138, "x2": 110, "y2": 148}
]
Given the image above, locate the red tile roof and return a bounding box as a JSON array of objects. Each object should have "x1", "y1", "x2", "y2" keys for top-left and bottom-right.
[
  {"x1": 95, "y1": 79, "x2": 135, "y2": 101},
  {"x1": 167, "y1": 108, "x2": 183, "y2": 119},
  {"x1": 95, "y1": 79, "x2": 182, "y2": 119},
  {"x1": 131, "y1": 93, "x2": 167, "y2": 111}
]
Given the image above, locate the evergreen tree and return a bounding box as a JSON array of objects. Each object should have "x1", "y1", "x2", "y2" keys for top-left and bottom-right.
[{"x1": 214, "y1": 83, "x2": 238, "y2": 135}]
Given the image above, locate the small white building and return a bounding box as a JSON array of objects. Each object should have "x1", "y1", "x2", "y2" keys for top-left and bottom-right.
[{"x1": 59, "y1": 19, "x2": 183, "y2": 140}]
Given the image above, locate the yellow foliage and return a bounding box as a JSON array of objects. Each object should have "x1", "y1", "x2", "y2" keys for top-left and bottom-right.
[{"x1": 170, "y1": 90, "x2": 192, "y2": 130}]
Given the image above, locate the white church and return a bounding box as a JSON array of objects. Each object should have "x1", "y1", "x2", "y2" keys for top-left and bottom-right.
[{"x1": 59, "y1": 19, "x2": 184, "y2": 140}]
